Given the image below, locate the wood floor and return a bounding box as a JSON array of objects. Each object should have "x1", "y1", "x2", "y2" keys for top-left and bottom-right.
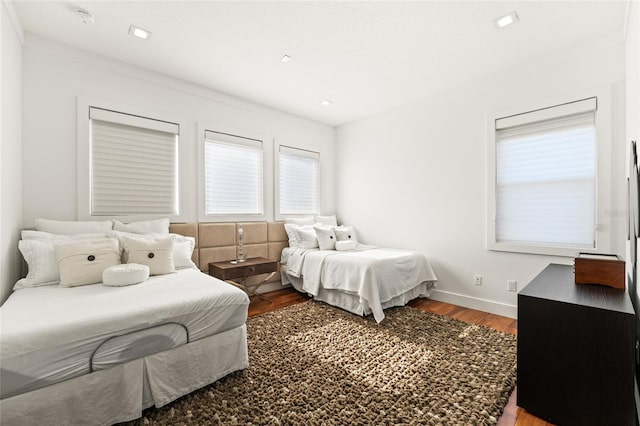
[{"x1": 247, "y1": 288, "x2": 553, "y2": 426}]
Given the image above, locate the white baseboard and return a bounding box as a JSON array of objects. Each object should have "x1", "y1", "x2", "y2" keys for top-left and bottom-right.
[
  {"x1": 429, "y1": 289, "x2": 517, "y2": 319},
  {"x1": 254, "y1": 283, "x2": 517, "y2": 319}
]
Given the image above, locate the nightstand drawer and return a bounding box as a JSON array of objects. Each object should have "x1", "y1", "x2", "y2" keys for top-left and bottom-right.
[
  {"x1": 219, "y1": 262, "x2": 276, "y2": 280},
  {"x1": 208, "y1": 257, "x2": 278, "y2": 281}
]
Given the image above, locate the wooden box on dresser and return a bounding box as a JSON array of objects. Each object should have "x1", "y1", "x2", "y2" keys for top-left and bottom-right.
[{"x1": 517, "y1": 264, "x2": 636, "y2": 425}]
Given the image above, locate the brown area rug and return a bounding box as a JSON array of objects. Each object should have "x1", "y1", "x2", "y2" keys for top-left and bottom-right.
[{"x1": 130, "y1": 301, "x2": 517, "y2": 425}]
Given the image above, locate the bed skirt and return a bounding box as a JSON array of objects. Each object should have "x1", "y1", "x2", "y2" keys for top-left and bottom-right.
[
  {"x1": 283, "y1": 272, "x2": 435, "y2": 318},
  {"x1": 0, "y1": 324, "x2": 248, "y2": 426}
]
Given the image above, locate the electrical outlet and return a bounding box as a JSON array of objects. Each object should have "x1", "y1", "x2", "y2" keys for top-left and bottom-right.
[
  {"x1": 508, "y1": 280, "x2": 517, "y2": 292},
  {"x1": 474, "y1": 275, "x2": 483, "y2": 286}
]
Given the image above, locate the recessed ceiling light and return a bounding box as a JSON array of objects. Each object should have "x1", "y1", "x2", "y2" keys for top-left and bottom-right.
[
  {"x1": 494, "y1": 11, "x2": 519, "y2": 29},
  {"x1": 320, "y1": 100, "x2": 332, "y2": 106},
  {"x1": 129, "y1": 25, "x2": 151, "y2": 40},
  {"x1": 75, "y1": 8, "x2": 95, "y2": 25},
  {"x1": 280, "y1": 55, "x2": 291, "y2": 63}
]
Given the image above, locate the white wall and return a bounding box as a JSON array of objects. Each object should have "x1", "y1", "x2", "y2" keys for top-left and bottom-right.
[
  {"x1": 336, "y1": 37, "x2": 626, "y2": 318},
  {"x1": 1, "y1": 1, "x2": 23, "y2": 305},
  {"x1": 21, "y1": 34, "x2": 335, "y2": 227},
  {"x1": 627, "y1": 1, "x2": 640, "y2": 302},
  {"x1": 628, "y1": 2, "x2": 640, "y2": 184}
]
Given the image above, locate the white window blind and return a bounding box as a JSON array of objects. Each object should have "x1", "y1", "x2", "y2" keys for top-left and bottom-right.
[
  {"x1": 494, "y1": 97, "x2": 597, "y2": 248},
  {"x1": 278, "y1": 146, "x2": 320, "y2": 215},
  {"x1": 89, "y1": 107, "x2": 179, "y2": 216},
  {"x1": 204, "y1": 131, "x2": 263, "y2": 215}
]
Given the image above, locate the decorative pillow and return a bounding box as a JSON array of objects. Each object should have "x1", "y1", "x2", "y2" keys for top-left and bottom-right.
[
  {"x1": 335, "y1": 226, "x2": 358, "y2": 243},
  {"x1": 110, "y1": 231, "x2": 194, "y2": 268},
  {"x1": 314, "y1": 215, "x2": 338, "y2": 227},
  {"x1": 285, "y1": 217, "x2": 315, "y2": 226},
  {"x1": 113, "y1": 218, "x2": 170, "y2": 235},
  {"x1": 314, "y1": 225, "x2": 337, "y2": 250},
  {"x1": 55, "y1": 238, "x2": 121, "y2": 287},
  {"x1": 103, "y1": 263, "x2": 150, "y2": 287},
  {"x1": 295, "y1": 228, "x2": 319, "y2": 249},
  {"x1": 35, "y1": 219, "x2": 113, "y2": 235},
  {"x1": 124, "y1": 236, "x2": 175, "y2": 275},
  {"x1": 14, "y1": 239, "x2": 60, "y2": 289}
]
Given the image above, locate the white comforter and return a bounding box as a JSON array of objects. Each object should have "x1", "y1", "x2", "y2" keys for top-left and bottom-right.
[{"x1": 285, "y1": 245, "x2": 437, "y2": 322}]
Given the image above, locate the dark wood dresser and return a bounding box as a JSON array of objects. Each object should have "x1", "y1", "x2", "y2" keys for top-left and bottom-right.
[{"x1": 518, "y1": 263, "x2": 636, "y2": 425}]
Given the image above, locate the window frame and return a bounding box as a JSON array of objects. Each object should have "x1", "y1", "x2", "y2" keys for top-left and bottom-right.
[
  {"x1": 274, "y1": 141, "x2": 321, "y2": 221},
  {"x1": 486, "y1": 88, "x2": 613, "y2": 257},
  {"x1": 77, "y1": 96, "x2": 189, "y2": 222},
  {"x1": 197, "y1": 123, "x2": 270, "y2": 222}
]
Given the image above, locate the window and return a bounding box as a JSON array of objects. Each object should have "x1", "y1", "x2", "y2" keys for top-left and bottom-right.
[
  {"x1": 277, "y1": 145, "x2": 320, "y2": 216},
  {"x1": 203, "y1": 131, "x2": 263, "y2": 216},
  {"x1": 488, "y1": 97, "x2": 606, "y2": 255},
  {"x1": 88, "y1": 107, "x2": 180, "y2": 216}
]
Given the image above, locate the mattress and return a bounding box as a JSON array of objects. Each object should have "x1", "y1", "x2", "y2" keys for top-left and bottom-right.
[{"x1": 0, "y1": 269, "x2": 249, "y2": 399}]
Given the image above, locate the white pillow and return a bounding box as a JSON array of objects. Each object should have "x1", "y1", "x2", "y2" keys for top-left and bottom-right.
[
  {"x1": 103, "y1": 263, "x2": 150, "y2": 287},
  {"x1": 124, "y1": 236, "x2": 175, "y2": 276},
  {"x1": 110, "y1": 231, "x2": 195, "y2": 268},
  {"x1": 35, "y1": 219, "x2": 113, "y2": 235},
  {"x1": 335, "y1": 225, "x2": 358, "y2": 243},
  {"x1": 174, "y1": 239, "x2": 198, "y2": 270},
  {"x1": 21, "y1": 230, "x2": 110, "y2": 241},
  {"x1": 314, "y1": 215, "x2": 338, "y2": 227},
  {"x1": 113, "y1": 218, "x2": 170, "y2": 235},
  {"x1": 284, "y1": 223, "x2": 298, "y2": 248},
  {"x1": 55, "y1": 238, "x2": 121, "y2": 287},
  {"x1": 285, "y1": 217, "x2": 315, "y2": 226},
  {"x1": 295, "y1": 228, "x2": 319, "y2": 249},
  {"x1": 15, "y1": 239, "x2": 60, "y2": 289},
  {"x1": 284, "y1": 224, "x2": 315, "y2": 249},
  {"x1": 15, "y1": 232, "x2": 115, "y2": 289},
  {"x1": 314, "y1": 225, "x2": 337, "y2": 250}
]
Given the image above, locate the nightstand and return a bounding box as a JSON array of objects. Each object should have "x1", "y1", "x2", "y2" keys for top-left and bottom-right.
[{"x1": 208, "y1": 257, "x2": 278, "y2": 302}]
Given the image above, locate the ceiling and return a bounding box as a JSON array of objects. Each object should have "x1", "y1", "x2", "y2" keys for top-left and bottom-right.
[{"x1": 14, "y1": 1, "x2": 628, "y2": 126}]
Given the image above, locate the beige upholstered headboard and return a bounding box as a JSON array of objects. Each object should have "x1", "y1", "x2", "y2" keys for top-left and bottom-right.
[{"x1": 169, "y1": 222, "x2": 288, "y2": 284}]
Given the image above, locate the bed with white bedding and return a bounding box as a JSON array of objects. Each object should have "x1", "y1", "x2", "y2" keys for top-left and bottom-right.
[
  {"x1": 1, "y1": 268, "x2": 247, "y2": 398},
  {"x1": 281, "y1": 245, "x2": 437, "y2": 322},
  {"x1": 0, "y1": 265, "x2": 250, "y2": 425}
]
